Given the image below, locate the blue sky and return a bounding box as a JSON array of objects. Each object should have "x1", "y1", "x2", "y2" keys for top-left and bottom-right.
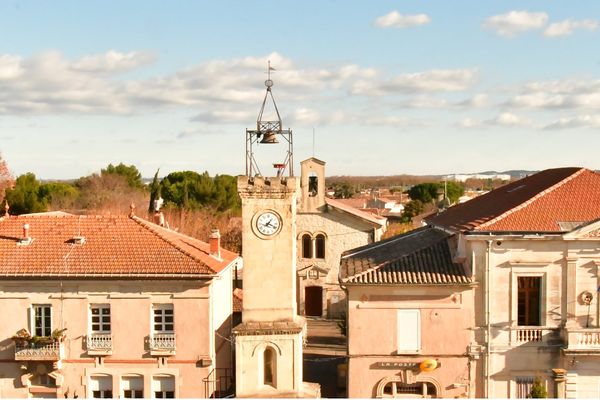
[{"x1": 2, "y1": 0, "x2": 600, "y2": 179}]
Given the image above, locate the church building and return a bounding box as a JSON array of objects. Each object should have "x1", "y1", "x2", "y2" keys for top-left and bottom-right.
[{"x1": 297, "y1": 158, "x2": 386, "y2": 318}]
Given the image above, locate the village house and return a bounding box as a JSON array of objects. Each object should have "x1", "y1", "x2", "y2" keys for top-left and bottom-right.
[
  {"x1": 0, "y1": 208, "x2": 238, "y2": 398},
  {"x1": 340, "y1": 226, "x2": 476, "y2": 398},
  {"x1": 297, "y1": 157, "x2": 387, "y2": 318},
  {"x1": 426, "y1": 167, "x2": 600, "y2": 398},
  {"x1": 341, "y1": 167, "x2": 600, "y2": 398}
]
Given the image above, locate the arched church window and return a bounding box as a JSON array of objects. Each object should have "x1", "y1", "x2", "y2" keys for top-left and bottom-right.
[
  {"x1": 302, "y1": 234, "x2": 312, "y2": 258},
  {"x1": 315, "y1": 234, "x2": 326, "y2": 259},
  {"x1": 264, "y1": 347, "x2": 276, "y2": 386}
]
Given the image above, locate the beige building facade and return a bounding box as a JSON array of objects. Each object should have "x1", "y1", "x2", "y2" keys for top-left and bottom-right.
[
  {"x1": 0, "y1": 213, "x2": 238, "y2": 398},
  {"x1": 297, "y1": 158, "x2": 386, "y2": 318},
  {"x1": 426, "y1": 167, "x2": 600, "y2": 398}
]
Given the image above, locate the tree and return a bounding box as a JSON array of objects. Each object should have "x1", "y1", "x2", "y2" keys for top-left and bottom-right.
[
  {"x1": 400, "y1": 200, "x2": 424, "y2": 223},
  {"x1": 148, "y1": 169, "x2": 161, "y2": 213},
  {"x1": 408, "y1": 183, "x2": 439, "y2": 204},
  {"x1": 4, "y1": 173, "x2": 47, "y2": 214},
  {"x1": 39, "y1": 182, "x2": 79, "y2": 210},
  {"x1": 159, "y1": 171, "x2": 239, "y2": 211},
  {"x1": 75, "y1": 173, "x2": 147, "y2": 213},
  {"x1": 101, "y1": 163, "x2": 144, "y2": 189},
  {"x1": 445, "y1": 181, "x2": 465, "y2": 204},
  {"x1": 530, "y1": 378, "x2": 547, "y2": 398},
  {"x1": 332, "y1": 182, "x2": 355, "y2": 199}
]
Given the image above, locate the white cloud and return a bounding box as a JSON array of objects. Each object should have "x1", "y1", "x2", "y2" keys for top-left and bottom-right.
[
  {"x1": 0, "y1": 55, "x2": 23, "y2": 79},
  {"x1": 374, "y1": 11, "x2": 430, "y2": 29},
  {"x1": 456, "y1": 117, "x2": 482, "y2": 128},
  {"x1": 543, "y1": 19, "x2": 598, "y2": 37},
  {"x1": 354, "y1": 69, "x2": 477, "y2": 95},
  {"x1": 483, "y1": 10, "x2": 548, "y2": 37},
  {"x1": 543, "y1": 115, "x2": 600, "y2": 130},
  {"x1": 71, "y1": 50, "x2": 156, "y2": 73},
  {"x1": 485, "y1": 112, "x2": 533, "y2": 127},
  {"x1": 507, "y1": 79, "x2": 600, "y2": 110},
  {"x1": 0, "y1": 49, "x2": 480, "y2": 133},
  {"x1": 456, "y1": 93, "x2": 489, "y2": 108}
]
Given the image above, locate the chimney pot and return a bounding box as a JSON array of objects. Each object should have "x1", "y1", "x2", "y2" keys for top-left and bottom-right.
[
  {"x1": 209, "y1": 228, "x2": 221, "y2": 259},
  {"x1": 23, "y1": 223, "x2": 30, "y2": 238}
]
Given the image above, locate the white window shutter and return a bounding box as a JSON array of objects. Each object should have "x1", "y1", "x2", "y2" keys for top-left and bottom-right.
[{"x1": 397, "y1": 310, "x2": 420, "y2": 352}]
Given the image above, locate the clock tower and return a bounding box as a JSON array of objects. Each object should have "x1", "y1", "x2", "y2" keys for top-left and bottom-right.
[{"x1": 233, "y1": 64, "x2": 315, "y2": 397}]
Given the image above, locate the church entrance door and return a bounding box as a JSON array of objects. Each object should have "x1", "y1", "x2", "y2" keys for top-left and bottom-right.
[{"x1": 305, "y1": 286, "x2": 323, "y2": 317}]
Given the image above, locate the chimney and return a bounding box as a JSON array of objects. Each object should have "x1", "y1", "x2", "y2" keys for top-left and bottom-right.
[
  {"x1": 18, "y1": 223, "x2": 33, "y2": 245},
  {"x1": 153, "y1": 211, "x2": 165, "y2": 227},
  {"x1": 209, "y1": 229, "x2": 221, "y2": 260}
]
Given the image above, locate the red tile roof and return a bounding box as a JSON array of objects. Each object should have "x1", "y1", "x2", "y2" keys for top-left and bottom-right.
[
  {"x1": 325, "y1": 198, "x2": 386, "y2": 226},
  {"x1": 426, "y1": 168, "x2": 600, "y2": 233},
  {"x1": 0, "y1": 214, "x2": 238, "y2": 277},
  {"x1": 340, "y1": 227, "x2": 470, "y2": 285}
]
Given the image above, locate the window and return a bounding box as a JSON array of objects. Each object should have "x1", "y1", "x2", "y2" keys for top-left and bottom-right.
[
  {"x1": 264, "y1": 347, "x2": 276, "y2": 387},
  {"x1": 33, "y1": 305, "x2": 51, "y2": 337},
  {"x1": 302, "y1": 234, "x2": 312, "y2": 259},
  {"x1": 153, "y1": 375, "x2": 175, "y2": 398},
  {"x1": 518, "y1": 277, "x2": 541, "y2": 326},
  {"x1": 515, "y1": 377, "x2": 534, "y2": 398},
  {"x1": 91, "y1": 305, "x2": 111, "y2": 333},
  {"x1": 90, "y1": 375, "x2": 112, "y2": 398},
  {"x1": 315, "y1": 234, "x2": 326, "y2": 259},
  {"x1": 397, "y1": 310, "x2": 420, "y2": 353},
  {"x1": 32, "y1": 374, "x2": 56, "y2": 387},
  {"x1": 122, "y1": 376, "x2": 143, "y2": 399},
  {"x1": 381, "y1": 381, "x2": 437, "y2": 398},
  {"x1": 153, "y1": 304, "x2": 174, "y2": 333}
]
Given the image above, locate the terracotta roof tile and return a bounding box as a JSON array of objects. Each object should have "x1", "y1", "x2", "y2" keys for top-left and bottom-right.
[
  {"x1": 0, "y1": 214, "x2": 238, "y2": 277},
  {"x1": 426, "y1": 167, "x2": 600, "y2": 232},
  {"x1": 340, "y1": 227, "x2": 470, "y2": 285},
  {"x1": 325, "y1": 197, "x2": 386, "y2": 226}
]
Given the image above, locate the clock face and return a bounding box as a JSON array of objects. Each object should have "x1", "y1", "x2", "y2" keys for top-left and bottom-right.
[{"x1": 256, "y1": 211, "x2": 281, "y2": 236}]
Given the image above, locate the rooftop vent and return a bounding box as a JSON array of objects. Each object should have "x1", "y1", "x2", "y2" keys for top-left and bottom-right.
[{"x1": 72, "y1": 236, "x2": 86, "y2": 245}]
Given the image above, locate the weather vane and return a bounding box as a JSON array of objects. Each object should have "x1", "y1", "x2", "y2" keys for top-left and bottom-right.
[{"x1": 265, "y1": 60, "x2": 275, "y2": 89}]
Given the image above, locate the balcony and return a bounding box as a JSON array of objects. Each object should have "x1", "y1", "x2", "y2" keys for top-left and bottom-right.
[
  {"x1": 15, "y1": 342, "x2": 64, "y2": 361},
  {"x1": 563, "y1": 328, "x2": 600, "y2": 354},
  {"x1": 86, "y1": 333, "x2": 113, "y2": 355},
  {"x1": 510, "y1": 326, "x2": 561, "y2": 346},
  {"x1": 149, "y1": 333, "x2": 176, "y2": 356}
]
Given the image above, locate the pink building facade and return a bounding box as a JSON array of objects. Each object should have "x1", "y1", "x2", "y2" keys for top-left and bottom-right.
[
  {"x1": 0, "y1": 213, "x2": 238, "y2": 398},
  {"x1": 341, "y1": 227, "x2": 477, "y2": 398}
]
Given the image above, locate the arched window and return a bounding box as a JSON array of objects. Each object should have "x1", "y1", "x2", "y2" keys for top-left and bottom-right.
[
  {"x1": 302, "y1": 234, "x2": 312, "y2": 258},
  {"x1": 315, "y1": 234, "x2": 326, "y2": 259},
  {"x1": 264, "y1": 347, "x2": 276, "y2": 387}
]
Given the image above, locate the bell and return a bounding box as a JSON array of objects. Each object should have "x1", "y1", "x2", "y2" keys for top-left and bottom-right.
[{"x1": 260, "y1": 131, "x2": 279, "y2": 144}]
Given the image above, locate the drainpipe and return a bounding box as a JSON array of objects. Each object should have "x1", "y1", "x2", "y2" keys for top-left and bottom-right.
[{"x1": 485, "y1": 240, "x2": 492, "y2": 398}]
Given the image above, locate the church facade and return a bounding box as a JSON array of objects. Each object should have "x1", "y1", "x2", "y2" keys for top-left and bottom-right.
[{"x1": 297, "y1": 158, "x2": 386, "y2": 319}]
